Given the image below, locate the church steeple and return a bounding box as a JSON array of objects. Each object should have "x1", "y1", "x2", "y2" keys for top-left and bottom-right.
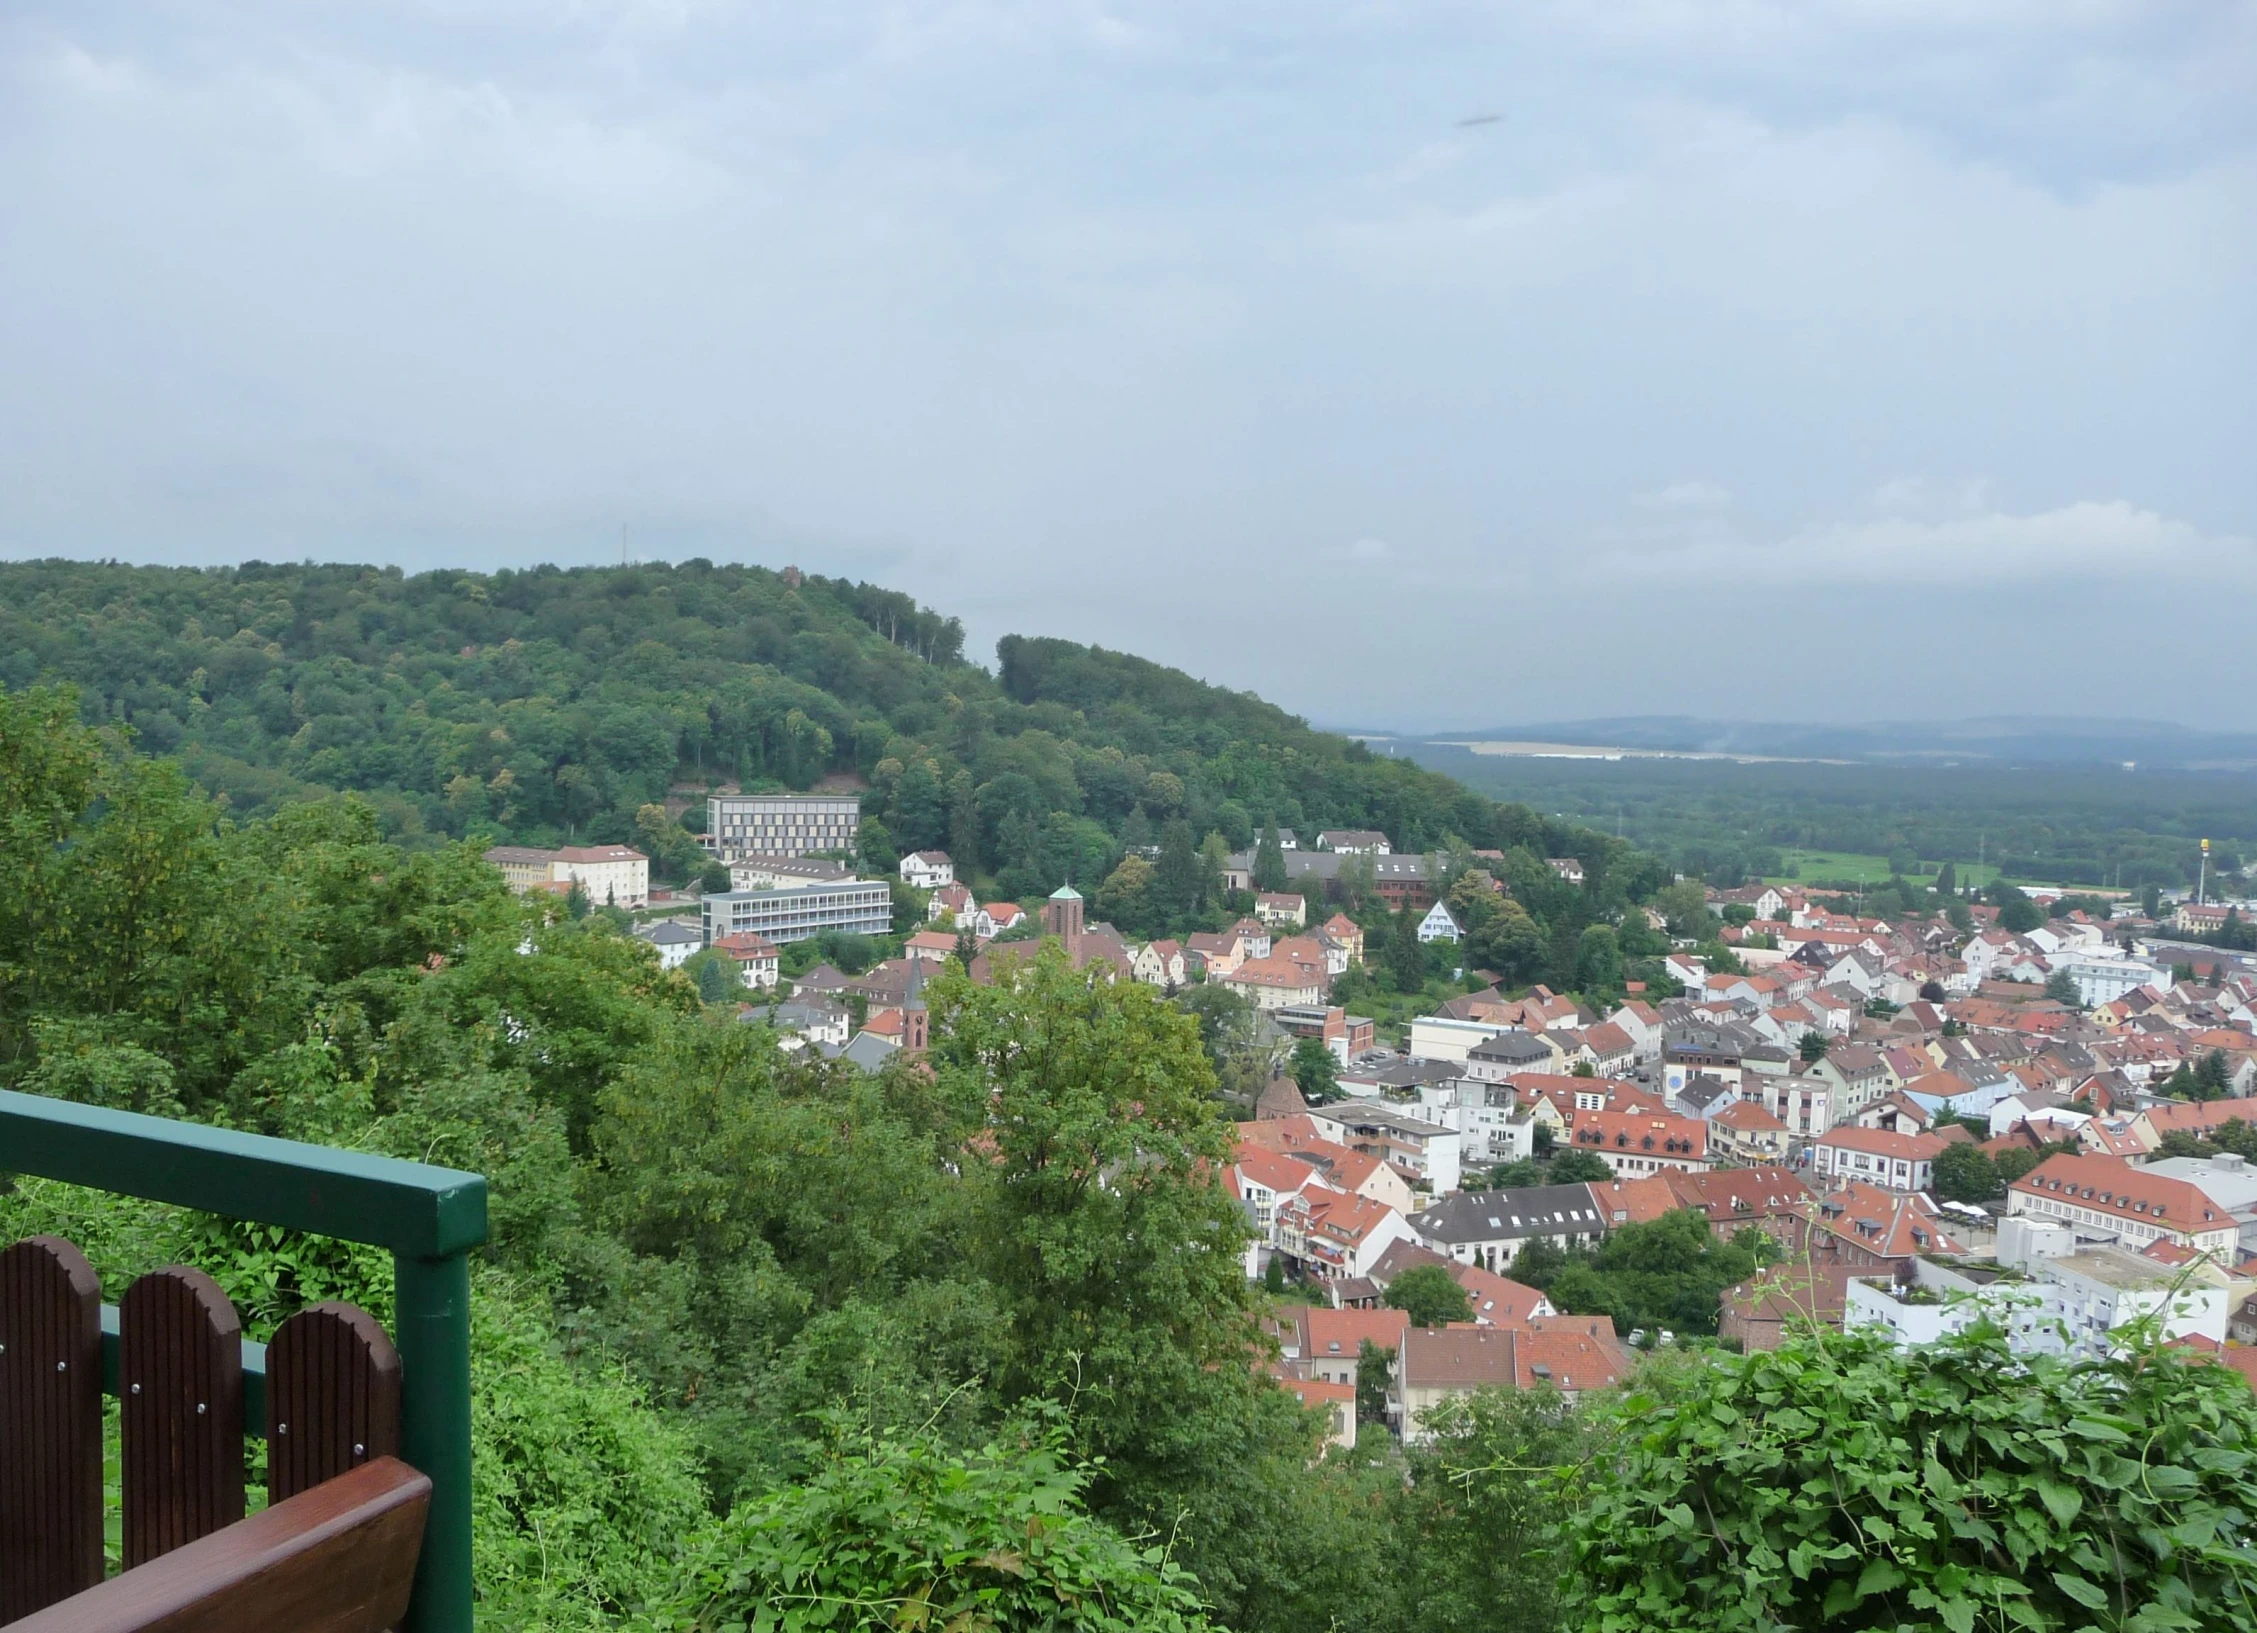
[{"x1": 1044, "y1": 882, "x2": 1084, "y2": 941}]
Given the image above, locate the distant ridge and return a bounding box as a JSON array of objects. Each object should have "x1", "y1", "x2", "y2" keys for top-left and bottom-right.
[{"x1": 1347, "y1": 716, "x2": 2257, "y2": 772}]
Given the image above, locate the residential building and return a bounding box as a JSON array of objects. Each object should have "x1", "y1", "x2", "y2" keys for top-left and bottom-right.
[
  {"x1": 729, "y1": 855, "x2": 854, "y2": 891},
  {"x1": 2142, "y1": 1152, "x2": 2257, "y2": 1256},
  {"x1": 1253, "y1": 891, "x2": 1309, "y2": 929},
  {"x1": 1408, "y1": 1184, "x2": 1609, "y2": 1274},
  {"x1": 1131, "y1": 939, "x2": 1188, "y2": 988},
  {"x1": 1710, "y1": 1100, "x2": 1791, "y2": 1165},
  {"x1": 1396, "y1": 1321, "x2": 1629, "y2": 1442},
  {"x1": 1545, "y1": 858, "x2": 1586, "y2": 885},
  {"x1": 701, "y1": 879, "x2": 893, "y2": 946},
  {"x1": 707, "y1": 792, "x2": 861, "y2": 859},
  {"x1": 709, "y1": 932, "x2": 782, "y2": 990},
  {"x1": 1320, "y1": 1103, "x2": 1463, "y2": 1195},
  {"x1": 1222, "y1": 955, "x2": 1327, "y2": 1010},
  {"x1": 2005, "y1": 1153, "x2": 2240, "y2": 1257},
  {"x1": 1562, "y1": 1108, "x2": 1712, "y2": 1177},
  {"x1": 1811, "y1": 1127, "x2": 1946, "y2": 1194},
  {"x1": 1787, "y1": 1183, "x2": 1966, "y2": 1270},
  {"x1": 1417, "y1": 901, "x2": 1463, "y2": 943},
  {"x1": 1274, "y1": 1189, "x2": 1418, "y2": 1282},
  {"x1": 1720, "y1": 1263, "x2": 1860, "y2": 1353},
  {"x1": 1408, "y1": 1016, "x2": 1511, "y2": 1065},
  {"x1": 1318, "y1": 829, "x2": 1392, "y2": 854},
  {"x1": 898, "y1": 850, "x2": 954, "y2": 889},
  {"x1": 483, "y1": 845, "x2": 561, "y2": 893},
  {"x1": 632, "y1": 918, "x2": 703, "y2": 970},
  {"x1": 483, "y1": 843, "x2": 650, "y2": 908}
]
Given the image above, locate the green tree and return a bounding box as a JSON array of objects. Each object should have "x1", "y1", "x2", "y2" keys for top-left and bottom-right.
[
  {"x1": 1355, "y1": 1339, "x2": 1393, "y2": 1426},
  {"x1": 1289, "y1": 1036, "x2": 1342, "y2": 1104},
  {"x1": 1254, "y1": 818, "x2": 1289, "y2": 893},
  {"x1": 1933, "y1": 860, "x2": 1957, "y2": 895},
  {"x1": 1487, "y1": 1159, "x2": 1545, "y2": 1188},
  {"x1": 1573, "y1": 924, "x2": 1622, "y2": 995},
  {"x1": 1798, "y1": 1031, "x2": 1832, "y2": 1063},
  {"x1": 1652, "y1": 880, "x2": 1713, "y2": 939},
  {"x1": 2043, "y1": 968, "x2": 2081, "y2": 1007},
  {"x1": 1154, "y1": 818, "x2": 1205, "y2": 923},
  {"x1": 1994, "y1": 884, "x2": 2043, "y2": 933},
  {"x1": 1391, "y1": 1386, "x2": 1596, "y2": 1633},
  {"x1": 1931, "y1": 1139, "x2": 2001, "y2": 1204},
  {"x1": 1546, "y1": 1148, "x2": 1615, "y2": 1184},
  {"x1": 1389, "y1": 906, "x2": 1429, "y2": 993},
  {"x1": 1384, "y1": 1264, "x2": 1473, "y2": 1328}
]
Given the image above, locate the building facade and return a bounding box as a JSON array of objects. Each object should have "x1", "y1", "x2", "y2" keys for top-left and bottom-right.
[
  {"x1": 701, "y1": 879, "x2": 892, "y2": 946},
  {"x1": 707, "y1": 792, "x2": 862, "y2": 859}
]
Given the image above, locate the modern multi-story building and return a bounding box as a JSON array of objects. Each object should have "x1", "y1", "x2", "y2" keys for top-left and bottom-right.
[
  {"x1": 706, "y1": 792, "x2": 862, "y2": 859},
  {"x1": 701, "y1": 879, "x2": 892, "y2": 946}
]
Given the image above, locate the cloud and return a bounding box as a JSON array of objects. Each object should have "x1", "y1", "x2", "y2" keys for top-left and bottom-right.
[
  {"x1": 1324, "y1": 537, "x2": 1395, "y2": 562},
  {"x1": 1639, "y1": 481, "x2": 1732, "y2": 509},
  {"x1": 1595, "y1": 498, "x2": 2253, "y2": 587}
]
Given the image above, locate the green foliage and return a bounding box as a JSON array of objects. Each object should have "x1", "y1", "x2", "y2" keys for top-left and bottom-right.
[
  {"x1": 1356, "y1": 1339, "x2": 1394, "y2": 1425},
  {"x1": 1545, "y1": 1212, "x2": 1770, "y2": 1337},
  {"x1": 1393, "y1": 1387, "x2": 1597, "y2": 1633},
  {"x1": 1289, "y1": 1036, "x2": 1342, "y2": 1104},
  {"x1": 645, "y1": 1411, "x2": 1216, "y2": 1633},
  {"x1": 1799, "y1": 1031, "x2": 1832, "y2": 1063},
  {"x1": 2043, "y1": 969, "x2": 2082, "y2": 1007},
  {"x1": 1384, "y1": 1264, "x2": 1473, "y2": 1328},
  {"x1": 1932, "y1": 1140, "x2": 2003, "y2": 1205},
  {"x1": 1545, "y1": 1148, "x2": 1615, "y2": 1185},
  {"x1": 1568, "y1": 1323, "x2": 2257, "y2": 1631}
]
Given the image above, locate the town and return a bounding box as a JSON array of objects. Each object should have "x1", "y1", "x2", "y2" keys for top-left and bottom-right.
[{"x1": 485, "y1": 793, "x2": 2257, "y2": 1445}]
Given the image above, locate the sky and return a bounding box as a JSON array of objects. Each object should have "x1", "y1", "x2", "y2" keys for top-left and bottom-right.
[{"x1": 3, "y1": 2, "x2": 2253, "y2": 730}]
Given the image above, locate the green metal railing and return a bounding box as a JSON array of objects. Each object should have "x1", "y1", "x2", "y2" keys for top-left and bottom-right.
[{"x1": 0, "y1": 1088, "x2": 488, "y2": 1633}]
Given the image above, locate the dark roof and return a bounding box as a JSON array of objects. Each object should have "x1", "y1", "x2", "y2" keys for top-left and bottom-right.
[
  {"x1": 1470, "y1": 1033, "x2": 1556, "y2": 1064},
  {"x1": 1410, "y1": 1185, "x2": 1606, "y2": 1245}
]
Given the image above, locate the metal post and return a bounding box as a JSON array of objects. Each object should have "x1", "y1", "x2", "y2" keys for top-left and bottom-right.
[{"x1": 394, "y1": 1250, "x2": 475, "y2": 1633}]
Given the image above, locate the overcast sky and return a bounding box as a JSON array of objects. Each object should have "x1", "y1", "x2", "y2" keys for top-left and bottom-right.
[{"x1": 3, "y1": 3, "x2": 2252, "y2": 729}]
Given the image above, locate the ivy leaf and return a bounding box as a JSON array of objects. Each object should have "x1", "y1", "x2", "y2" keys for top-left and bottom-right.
[
  {"x1": 2034, "y1": 1480, "x2": 2082, "y2": 1527},
  {"x1": 2052, "y1": 1571, "x2": 2109, "y2": 1609}
]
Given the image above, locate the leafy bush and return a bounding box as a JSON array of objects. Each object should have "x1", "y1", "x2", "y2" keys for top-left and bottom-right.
[
  {"x1": 1569, "y1": 1323, "x2": 2257, "y2": 1630},
  {"x1": 643, "y1": 1412, "x2": 1216, "y2": 1633}
]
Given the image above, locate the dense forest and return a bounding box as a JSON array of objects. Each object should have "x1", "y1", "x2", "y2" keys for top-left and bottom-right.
[
  {"x1": 0, "y1": 558, "x2": 1631, "y2": 892},
  {"x1": 1406, "y1": 747, "x2": 2257, "y2": 893}
]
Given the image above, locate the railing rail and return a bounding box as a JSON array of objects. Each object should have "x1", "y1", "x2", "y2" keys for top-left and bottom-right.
[{"x1": 0, "y1": 1090, "x2": 486, "y2": 1633}]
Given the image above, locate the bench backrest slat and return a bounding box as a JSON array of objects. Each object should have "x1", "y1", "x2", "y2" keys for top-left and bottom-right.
[
  {"x1": 119, "y1": 1269, "x2": 244, "y2": 1569},
  {"x1": 267, "y1": 1304, "x2": 401, "y2": 1504},
  {"x1": 0, "y1": 1237, "x2": 104, "y2": 1622}
]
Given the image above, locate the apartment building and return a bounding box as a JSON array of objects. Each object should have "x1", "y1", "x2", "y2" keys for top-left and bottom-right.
[
  {"x1": 701, "y1": 879, "x2": 892, "y2": 946},
  {"x1": 706, "y1": 792, "x2": 862, "y2": 859}
]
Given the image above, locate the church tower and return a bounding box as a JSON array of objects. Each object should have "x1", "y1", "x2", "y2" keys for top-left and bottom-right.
[{"x1": 1044, "y1": 882, "x2": 1085, "y2": 941}]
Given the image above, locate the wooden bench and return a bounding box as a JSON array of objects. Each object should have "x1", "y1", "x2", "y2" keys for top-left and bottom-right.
[{"x1": 0, "y1": 1237, "x2": 428, "y2": 1633}]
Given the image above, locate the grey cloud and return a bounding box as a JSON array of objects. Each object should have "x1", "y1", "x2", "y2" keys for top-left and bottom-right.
[{"x1": 0, "y1": 2, "x2": 2252, "y2": 724}]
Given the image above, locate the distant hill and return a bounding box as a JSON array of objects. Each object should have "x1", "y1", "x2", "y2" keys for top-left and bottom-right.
[
  {"x1": 1375, "y1": 715, "x2": 2257, "y2": 771},
  {"x1": 0, "y1": 558, "x2": 1641, "y2": 914}
]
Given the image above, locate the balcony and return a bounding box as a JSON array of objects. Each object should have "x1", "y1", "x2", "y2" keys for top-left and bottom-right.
[{"x1": 1, "y1": 1090, "x2": 485, "y2": 1633}]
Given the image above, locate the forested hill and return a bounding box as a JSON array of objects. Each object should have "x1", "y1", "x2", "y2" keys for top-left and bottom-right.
[{"x1": 0, "y1": 558, "x2": 1639, "y2": 896}]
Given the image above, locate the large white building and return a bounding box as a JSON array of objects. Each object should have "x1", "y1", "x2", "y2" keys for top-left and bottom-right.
[
  {"x1": 483, "y1": 844, "x2": 650, "y2": 908},
  {"x1": 706, "y1": 792, "x2": 862, "y2": 859},
  {"x1": 701, "y1": 879, "x2": 892, "y2": 945}
]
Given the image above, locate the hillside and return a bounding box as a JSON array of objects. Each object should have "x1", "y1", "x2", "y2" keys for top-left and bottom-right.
[{"x1": 0, "y1": 558, "x2": 1641, "y2": 905}]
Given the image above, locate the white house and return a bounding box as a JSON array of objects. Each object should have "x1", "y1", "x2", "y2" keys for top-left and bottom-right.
[
  {"x1": 899, "y1": 850, "x2": 954, "y2": 890},
  {"x1": 1811, "y1": 1126, "x2": 1945, "y2": 1194},
  {"x1": 633, "y1": 918, "x2": 703, "y2": 970},
  {"x1": 1417, "y1": 901, "x2": 1462, "y2": 943}
]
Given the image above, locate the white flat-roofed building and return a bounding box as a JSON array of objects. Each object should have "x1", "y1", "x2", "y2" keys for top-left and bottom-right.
[
  {"x1": 707, "y1": 792, "x2": 862, "y2": 859},
  {"x1": 702, "y1": 879, "x2": 892, "y2": 945}
]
